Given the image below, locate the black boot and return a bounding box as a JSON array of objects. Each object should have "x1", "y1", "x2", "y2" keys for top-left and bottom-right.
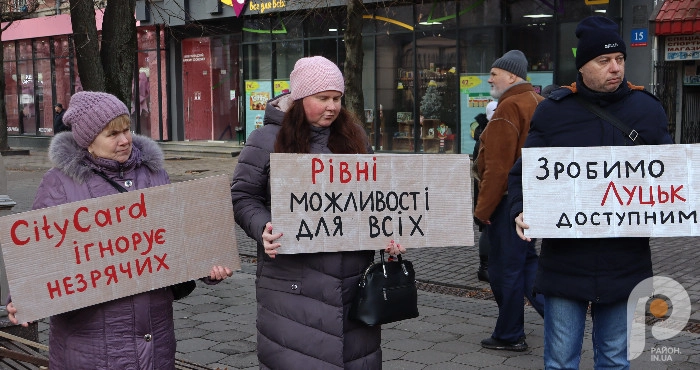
[{"x1": 477, "y1": 254, "x2": 489, "y2": 282}]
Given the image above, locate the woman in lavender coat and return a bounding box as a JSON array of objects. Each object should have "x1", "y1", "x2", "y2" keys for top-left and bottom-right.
[{"x1": 6, "y1": 91, "x2": 233, "y2": 369}]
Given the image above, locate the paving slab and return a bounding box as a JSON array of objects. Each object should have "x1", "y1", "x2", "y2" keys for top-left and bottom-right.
[{"x1": 2, "y1": 147, "x2": 700, "y2": 369}]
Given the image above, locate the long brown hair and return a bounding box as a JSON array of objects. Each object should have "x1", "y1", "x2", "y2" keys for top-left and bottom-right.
[{"x1": 274, "y1": 100, "x2": 368, "y2": 154}]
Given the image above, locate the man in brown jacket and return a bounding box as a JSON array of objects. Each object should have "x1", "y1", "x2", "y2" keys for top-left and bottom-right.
[{"x1": 474, "y1": 50, "x2": 545, "y2": 351}]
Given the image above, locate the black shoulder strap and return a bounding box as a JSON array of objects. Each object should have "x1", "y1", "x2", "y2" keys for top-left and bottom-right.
[
  {"x1": 92, "y1": 170, "x2": 128, "y2": 193},
  {"x1": 574, "y1": 95, "x2": 646, "y2": 145}
]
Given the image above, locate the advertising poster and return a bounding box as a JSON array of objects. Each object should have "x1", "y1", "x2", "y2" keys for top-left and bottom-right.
[
  {"x1": 460, "y1": 72, "x2": 553, "y2": 154},
  {"x1": 244, "y1": 80, "x2": 272, "y2": 139},
  {"x1": 683, "y1": 62, "x2": 700, "y2": 86},
  {"x1": 274, "y1": 80, "x2": 290, "y2": 96}
]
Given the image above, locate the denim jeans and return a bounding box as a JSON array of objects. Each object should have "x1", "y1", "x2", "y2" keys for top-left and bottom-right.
[
  {"x1": 544, "y1": 296, "x2": 629, "y2": 370},
  {"x1": 486, "y1": 196, "x2": 544, "y2": 342}
]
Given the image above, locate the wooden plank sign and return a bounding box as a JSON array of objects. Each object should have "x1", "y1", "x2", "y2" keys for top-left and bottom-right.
[
  {"x1": 0, "y1": 175, "x2": 241, "y2": 323},
  {"x1": 270, "y1": 153, "x2": 474, "y2": 254},
  {"x1": 521, "y1": 144, "x2": 700, "y2": 238}
]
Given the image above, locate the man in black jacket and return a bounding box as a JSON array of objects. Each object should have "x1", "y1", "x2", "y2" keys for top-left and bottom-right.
[
  {"x1": 509, "y1": 16, "x2": 673, "y2": 369},
  {"x1": 53, "y1": 103, "x2": 70, "y2": 134}
]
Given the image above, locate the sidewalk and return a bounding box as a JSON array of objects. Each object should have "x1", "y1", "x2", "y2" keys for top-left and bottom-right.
[{"x1": 2, "y1": 148, "x2": 699, "y2": 369}]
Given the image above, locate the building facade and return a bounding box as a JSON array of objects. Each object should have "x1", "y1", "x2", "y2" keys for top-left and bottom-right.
[
  {"x1": 4, "y1": 0, "x2": 684, "y2": 153},
  {"x1": 652, "y1": 0, "x2": 700, "y2": 144}
]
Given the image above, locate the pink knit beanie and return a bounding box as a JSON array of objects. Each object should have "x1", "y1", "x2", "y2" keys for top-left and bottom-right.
[
  {"x1": 289, "y1": 56, "x2": 345, "y2": 100},
  {"x1": 63, "y1": 91, "x2": 130, "y2": 148}
]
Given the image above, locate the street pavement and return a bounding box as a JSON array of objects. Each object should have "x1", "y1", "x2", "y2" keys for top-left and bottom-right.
[{"x1": 1, "y1": 147, "x2": 699, "y2": 369}]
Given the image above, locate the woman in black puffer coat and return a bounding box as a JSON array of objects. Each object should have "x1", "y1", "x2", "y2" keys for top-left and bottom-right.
[{"x1": 231, "y1": 56, "x2": 404, "y2": 370}]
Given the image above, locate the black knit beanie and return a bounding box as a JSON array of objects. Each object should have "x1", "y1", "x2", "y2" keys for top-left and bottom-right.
[{"x1": 575, "y1": 16, "x2": 626, "y2": 69}]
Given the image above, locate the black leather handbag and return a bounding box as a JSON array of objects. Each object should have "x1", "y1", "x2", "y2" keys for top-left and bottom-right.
[{"x1": 350, "y1": 250, "x2": 419, "y2": 326}]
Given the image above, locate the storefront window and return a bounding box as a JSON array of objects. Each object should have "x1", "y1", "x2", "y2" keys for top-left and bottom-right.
[
  {"x1": 231, "y1": 0, "x2": 629, "y2": 154},
  {"x1": 3, "y1": 42, "x2": 15, "y2": 61},
  {"x1": 505, "y1": 23, "x2": 555, "y2": 93},
  {"x1": 244, "y1": 17, "x2": 273, "y2": 42},
  {"x1": 376, "y1": 5, "x2": 414, "y2": 35},
  {"x1": 381, "y1": 31, "x2": 414, "y2": 153},
  {"x1": 306, "y1": 38, "x2": 343, "y2": 65},
  {"x1": 53, "y1": 37, "x2": 72, "y2": 114},
  {"x1": 460, "y1": 27, "x2": 501, "y2": 74},
  {"x1": 243, "y1": 42, "x2": 272, "y2": 81},
  {"x1": 558, "y1": 22, "x2": 579, "y2": 85},
  {"x1": 304, "y1": 10, "x2": 341, "y2": 38},
  {"x1": 273, "y1": 14, "x2": 302, "y2": 40},
  {"x1": 33, "y1": 39, "x2": 51, "y2": 136},
  {"x1": 413, "y1": 31, "x2": 458, "y2": 154},
  {"x1": 362, "y1": 36, "x2": 379, "y2": 150},
  {"x1": 459, "y1": 27, "x2": 501, "y2": 153},
  {"x1": 243, "y1": 28, "x2": 273, "y2": 138},
  {"x1": 134, "y1": 26, "x2": 169, "y2": 140},
  {"x1": 415, "y1": 1, "x2": 457, "y2": 28},
  {"x1": 210, "y1": 35, "x2": 239, "y2": 141},
  {"x1": 4, "y1": 42, "x2": 19, "y2": 134},
  {"x1": 506, "y1": 1, "x2": 554, "y2": 24},
  {"x1": 274, "y1": 41, "x2": 302, "y2": 80},
  {"x1": 558, "y1": 2, "x2": 610, "y2": 22},
  {"x1": 18, "y1": 40, "x2": 35, "y2": 135},
  {"x1": 374, "y1": 33, "x2": 398, "y2": 152},
  {"x1": 458, "y1": 0, "x2": 500, "y2": 26}
]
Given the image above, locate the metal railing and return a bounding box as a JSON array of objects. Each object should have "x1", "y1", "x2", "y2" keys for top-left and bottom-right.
[{"x1": 654, "y1": 61, "x2": 678, "y2": 142}]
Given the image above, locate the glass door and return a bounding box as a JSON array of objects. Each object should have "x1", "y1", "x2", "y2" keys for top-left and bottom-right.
[{"x1": 182, "y1": 37, "x2": 214, "y2": 140}]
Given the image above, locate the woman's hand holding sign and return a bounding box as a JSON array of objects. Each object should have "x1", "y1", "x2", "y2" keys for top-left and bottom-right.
[
  {"x1": 263, "y1": 222, "x2": 406, "y2": 258},
  {"x1": 6, "y1": 302, "x2": 29, "y2": 327},
  {"x1": 385, "y1": 239, "x2": 406, "y2": 256},
  {"x1": 263, "y1": 222, "x2": 283, "y2": 259},
  {"x1": 209, "y1": 266, "x2": 234, "y2": 280}
]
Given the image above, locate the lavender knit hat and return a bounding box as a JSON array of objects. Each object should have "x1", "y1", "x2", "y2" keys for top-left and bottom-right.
[
  {"x1": 63, "y1": 91, "x2": 130, "y2": 148},
  {"x1": 290, "y1": 56, "x2": 345, "y2": 100}
]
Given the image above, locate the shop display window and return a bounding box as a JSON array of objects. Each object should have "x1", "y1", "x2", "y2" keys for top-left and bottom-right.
[
  {"x1": 244, "y1": 18, "x2": 273, "y2": 42},
  {"x1": 4, "y1": 54, "x2": 19, "y2": 134}
]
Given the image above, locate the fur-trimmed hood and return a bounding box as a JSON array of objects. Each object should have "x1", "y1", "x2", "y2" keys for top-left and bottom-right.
[
  {"x1": 48, "y1": 131, "x2": 165, "y2": 184},
  {"x1": 263, "y1": 93, "x2": 294, "y2": 127}
]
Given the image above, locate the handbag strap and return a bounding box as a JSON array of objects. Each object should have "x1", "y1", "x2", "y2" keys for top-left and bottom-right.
[
  {"x1": 574, "y1": 95, "x2": 646, "y2": 145},
  {"x1": 379, "y1": 249, "x2": 403, "y2": 264},
  {"x1": 92, "y1": 169, "x2": 128, "y2": 193},
  {"x1": 378, "y1": 250, "x2": 408, "y2": 277}
]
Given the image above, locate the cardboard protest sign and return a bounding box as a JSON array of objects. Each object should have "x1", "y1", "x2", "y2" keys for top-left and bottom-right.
[
  {"x1": 521, "y1": 144, "x2": 700, "y2": 238},
  {"x1": 270, "y1": 154, "x2": 473, "y2": 253},
  {"x1": 0, "y1": 175, "x2": 240, "y2": 323}
]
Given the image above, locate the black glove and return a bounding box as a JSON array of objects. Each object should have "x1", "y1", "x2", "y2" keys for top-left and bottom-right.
[{"x1": 473, "y1": 216, "x2": 487, "y2": 232}]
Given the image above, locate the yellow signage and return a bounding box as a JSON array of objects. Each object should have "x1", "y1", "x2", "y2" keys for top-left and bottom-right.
[
  {"x1": 245, "y1": 80, "x2": 260, "y2": 92},
  {"x1": 274, "y1": 80, "x2": 290, "y2": 95},
  {"x1": 460, "y1": 76, "x2": 482, "y2": 90},
  {"x1": 248, "y1": 0, "x2": 286, "y2": 13},
  {"x1": 584, "y1": 0, "x2": 609, "y2": 4}
]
